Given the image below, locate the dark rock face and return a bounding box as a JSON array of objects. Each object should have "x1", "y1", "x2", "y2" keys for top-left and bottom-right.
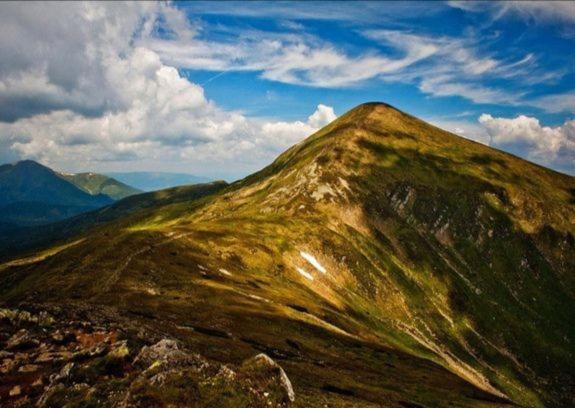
[{"x1": 0, "y1": 305, "x2": 295, "y2": 407}]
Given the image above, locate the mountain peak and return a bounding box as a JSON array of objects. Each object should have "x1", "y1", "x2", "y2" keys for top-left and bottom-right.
[
  {"x1": 16, "y1": 159, "x2": 46, "y2": 168},
  {"x1": 343, "y1": 101, "x2": 409, "y2": 118}
]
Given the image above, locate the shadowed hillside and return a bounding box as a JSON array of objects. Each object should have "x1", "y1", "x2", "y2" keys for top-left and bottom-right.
[{"x1": 0, "y1": 161, "x2": 113, "y2": 229}]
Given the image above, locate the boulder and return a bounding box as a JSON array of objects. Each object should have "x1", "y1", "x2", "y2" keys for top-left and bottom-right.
[
  {"x1": 18, "y1": 363, "x2": 40, "y2": 373},
  {"x1": 6, "y1": 329, "x2": 39, "y2": 351},
  {"x1": 239, "y1": 353, "x2": 295, "y2": 405},
  {"x1": 133, "y1": 339, "x2": 206, "y2": 371},
  {"x1": 9, "y1": 385, "x2": 21, "y2": 397}
]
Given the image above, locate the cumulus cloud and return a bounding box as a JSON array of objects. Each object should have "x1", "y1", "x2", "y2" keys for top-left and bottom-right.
[
  {"x1": 431, "y1": 112, "x2": 575, "y2": 175},
  {"x1": 0, "y1": 2, "x2": 338, "y2": 179},
  {"x1": 479, "y1": 113, "x2": 575, "y2": 172},
  {"x1": 0, "y1": 2, "x2": 160, "y2": 121},
  {"x1": 429, "y1": 119, "x2": 490, "y2": 145},
  {"x1": 307, "y1": 104, "x2": 337, "y2": 128}
]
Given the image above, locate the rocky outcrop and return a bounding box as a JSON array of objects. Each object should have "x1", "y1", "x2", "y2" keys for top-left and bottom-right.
[{"x1": 0, "y1": 306, "x2": 295, "y2": 407}]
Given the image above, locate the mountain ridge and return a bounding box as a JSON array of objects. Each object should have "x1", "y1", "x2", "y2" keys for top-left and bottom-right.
[
  {"x1": 1, "y1": 102, "x2": 573, "y2": 407},
  {"x1": 60, "y1": 172, "x2": 142, "y2": 200},
  {"x1": 0, "y1": 160, "x2": 114, "y2": 228}
]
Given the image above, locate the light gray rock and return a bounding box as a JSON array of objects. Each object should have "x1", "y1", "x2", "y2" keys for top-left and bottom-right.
[{"x1": 239, "y1": 353, "x2": 295, "y2": 404}]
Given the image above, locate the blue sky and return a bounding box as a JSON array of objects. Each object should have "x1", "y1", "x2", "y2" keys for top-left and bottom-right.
[
  {"x1": 0, "y1": 1, "x2": 573, "y2": 179},
  {"x1": 179, "y1": 1, "x2": 573, "y2": 125}
]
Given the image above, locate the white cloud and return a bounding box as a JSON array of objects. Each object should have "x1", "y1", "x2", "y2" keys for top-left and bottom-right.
[
  {"x1": 478, "y1": 114, "x2": 575, "y2": 170},
  {"x1": 177, "y1": 1, "x2": 444, "y2": 24},
  {"x1": 364, "y1": 30, "x2": 537, "y2": 104},
  {"x1": 142, "y1": 26, "x2": 437, "y2": 88},
  {"x1": 0, "y1": 2, "x2": 338, "y2": 179},
  {"x1": 430, "y1": 113, "x2": 575, "y2": 174},
  {"x1": 307, "y1": 104, "x2": 337, "y2": 128},
  {"x1": 532, "y1": 91, "x2": 575, "y2": 114},
  {"x1": 140, "y1": 9, "x2": 538, "y2": 99},
  {"x1": 0, "y1": 2, "x2": 160, "y2": 121},
  {"x1": 429, "y1": 118, "x2": 490, "y2": 145},
  {"x1": 450, "y1": 1, "x2": 575, "y2": 24},
  {"x1": 419, "y1": 77, "x2": 521, "y2": 105}
]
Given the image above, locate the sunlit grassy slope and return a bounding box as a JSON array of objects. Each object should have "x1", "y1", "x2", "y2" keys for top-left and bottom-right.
[
  {"x1": 1, "y1": 103, "x2": 574, "y2": 407},
  {"x1": 60, "y1": 172, "x2": 142, "y2": 200}
]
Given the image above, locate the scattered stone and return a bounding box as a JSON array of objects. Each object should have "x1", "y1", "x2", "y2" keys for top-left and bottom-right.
[
  {"x1": 9, "y1": 385, "x2": 21, "y2": 397},
  {"x1": 35, "y1": 350, "x2": 73, "y2": 364},
  {"x1": 0, "y1": 358, "x2": 18, "y2": 374},
  {"x1": 32, "y1": 377, "x2": 44, "y2": 387},
  {"x1": 133, "y1": 339, "x2": 206, "y2": 371},
  {"x1": 0, "y1": 306, "x2": 298, "y2": 406},
  {"x1": 48, "y1": 362, "x2": 76, "y2": 386},
  {"x1": 108, "y1": 340, "x2": 130, "y2": 360},
  {"x1": 6, "y1": 329, "x2": 39, "y2": 351},
  {"x1": 37, "y1": 311, "x2": 55, "y2": 327},
  {"x1": 51, "y1": 330, "x2": 64, "y2": 343},
  {"x1": 18, "y1": 363, "x2": 40, "y2": 373}
]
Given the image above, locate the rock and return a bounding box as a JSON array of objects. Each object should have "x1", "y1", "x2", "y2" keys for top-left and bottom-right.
[
  {"x1": 0, "y1": 308, "x2": 19, "y2": 324},
  {"x1": 108, "y1": 340, "x2": 130, "y2": 360},
  {"x1": 32, "y1": 377, "x2": 44, "y2": 387},
  {"x1": 18, "y1": 363, "x2": 40, "y2": 373},
  {"x1": 37, "y1": 311, "x2": 55, "y2": 327},
  {"x1": 51, "y1": 329, "x2": 74, "y2": 344},
  {"x1": 35, "y1": 350, "x2": 73, "y2": 364},
  {"x1": 9, "y1": 385, "x2": 21, "y2": 397},
  {"x1": 215, "y1": 365, "x2": 237, "y2": 382},
  {"x1": 239, "y1": 353, "x2": 295, "y2": 404},
  {"x1": 0, "y1": 358, "x2": 17, "y2": 374},
  {"x1": 133, "y1": 339, "x2": 206, "y2": 371},
  {"x1": 59, "y1": 362, "x2": 75, "y2": 379},
  {"x1": 37, "y1": 383, "x2": 66, "y2": 407},
  {"x1": 6, "y1": 329, "x2": 39, "y2": 351},
  {"x1": 0, "y1": 308, "x2": 54, "y2": 327},
  {"x1": 48, "y1": 362, "x2": 76, "y2": 386}
]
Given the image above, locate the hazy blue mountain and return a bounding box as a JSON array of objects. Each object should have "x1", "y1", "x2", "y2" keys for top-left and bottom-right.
[
  {"x1": 106, "y1": 171, "x2": 211, "y2": 191},
  {"x1": 0, "y1": 160, "x2": 113, "y2": 228}
]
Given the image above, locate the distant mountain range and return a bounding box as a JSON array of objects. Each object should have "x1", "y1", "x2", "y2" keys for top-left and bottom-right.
[
  {"x1": 1, "y1": 103, "x2": 573, "y2": 406},
  {"x1": 60, "y1": 172, "x2": 141, "y2": 200},
  {"x1": 106, "y1": 172, "x2": 210, "y2": 191},
  {"x1": 0, "y1": 161, "x2": 141, "y2": 230}
]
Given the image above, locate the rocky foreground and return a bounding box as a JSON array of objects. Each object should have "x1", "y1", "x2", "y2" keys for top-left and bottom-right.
[{"x1": 0, "y1": 305, "x2": 295, "y2": 407}]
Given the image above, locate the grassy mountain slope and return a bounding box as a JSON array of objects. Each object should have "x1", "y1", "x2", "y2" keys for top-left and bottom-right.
[
  {"x1": 1, "y1": 103, "x2": 573, "y2": 406},
  {"x1": 0, "y1": 181, "x2": 228, "y2": 261},
  {"x1": 60, "y1": 172, "x2": 142, "y2": 200},
  {"x1": 0, "y1": 160, "x2": 113, "y2": 228}
]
